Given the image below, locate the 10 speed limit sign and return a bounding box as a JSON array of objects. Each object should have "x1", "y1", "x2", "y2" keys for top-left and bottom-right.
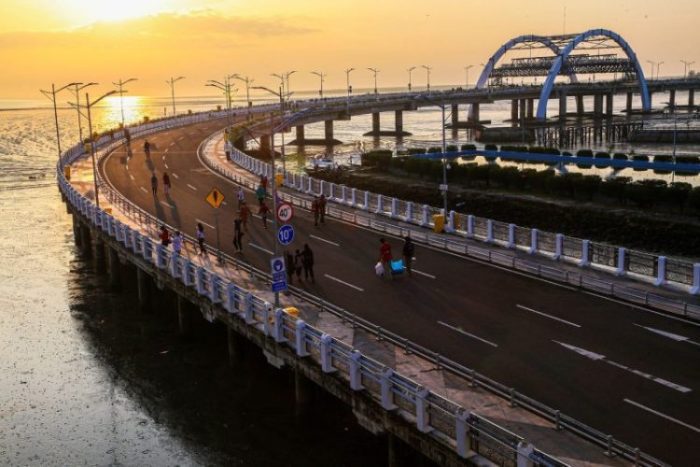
[{"x1": 276, "y1": 202, "x2": 294, "y2": 223}]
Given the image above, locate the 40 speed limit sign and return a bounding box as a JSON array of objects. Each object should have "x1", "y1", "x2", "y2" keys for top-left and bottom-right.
[{"x1": 276, "y1": 202, "x2": 294, "y2": 223}]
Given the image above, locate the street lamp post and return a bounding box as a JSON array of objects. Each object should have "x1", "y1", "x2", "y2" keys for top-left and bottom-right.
[
  {"x1": 416, "y1": 95, "x2": 450, "y2": 215},
  {"x1": 311, "y1": 71, "x2": 326, "y2": 98},
  {"x1": 422, "y1": 65, "x2": 432, "y2": 91},
  {"x1": 646, "y1": 60, "x2": 657, "y2": 80},
  {"x1": 657, "y1": 61, "x2": 664, "y2": 80},
  {"x1": 233, "y1": 75, "x2": 255, "y2": 120},
  {"x1": 70, "y1": 82, "x2": 98, "y2": 145},
  {"x1": 345, "y1": 67, "x2": 355, "y2": 110},
  {"x1": 464, "y1": 65, "x2": 473, "y2": 88},
  {"x1": 166, "y1": 76, "x2": 185, "y2": 116},
  {"x1": 82, "y1": 90, "x2": 117, "y2": 208},
  {"x1": 40, "y1": 81, "x2": 80, "y2": 167},
  {"x1": 112, "y1": 77, "x2": 137, "y2": 128},
  {"x1": 407, "y1": 66, "x2": 416, "y2": 91},
  {"x1": 367, "y1": 67, "x2": 379, "y2": 96},
  {"x1": 272, "y1": 71, "x2": 297, "y2": 99},
  {"x1": 681, "y1": 60, "x2": 696, "y2": 79}
]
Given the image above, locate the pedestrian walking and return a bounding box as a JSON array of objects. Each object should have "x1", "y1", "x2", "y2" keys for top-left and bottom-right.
[
  {"x1": 312, "y1": 196, "x2": 320, "y2": 226},
  {"x1": 196, "y1": 222, "x2": 206, "y2": 255},
  {"x1": 162, "y1": 172, "x2": 171, "y2": 195},
  {"x1": 233, "y1": 217, "x2": 244, "y2": 252},
  {"x1": 285, "y1": 251, "x2": 295, "y2": 285},
  {"x1": 159, "y1": 225, "x2": 171, "y2": 247},
  {"x1": 255, "y1": 184, "x2": 266, "y2": 205},
  {"x1": 172, "y1": 231, "x2": 183, "y2": 255},
  {"x1": 240, "y1": 202, "x2": 250, "y2": 232},
  {"x1": 294, "y1": 249, "x2": 304, "y2": 281},
  {"x1": 151, "y1": 173, "x2": 158, "y2": 196},
  {"x1": 237, "y1": 186, "x2": 245, "y2": 208},
  {"x1": 144, "y1": 140, "x2": 151, "y2": 157},
  {"x1": 302, "y1": 243, "x2": 315, "y2": 283},
  {"x1": 402, "y1": 236, "x2": 415, "y2": 276},
  {"x1": 319, "y1": 194, "x2": 327, "y2": 224},
  {"x1": 259, "y1": 200, "x2": 270, "y2": 229},
  {"x1": 378, "y1": 238, "x2": 392, "y2": 281}
]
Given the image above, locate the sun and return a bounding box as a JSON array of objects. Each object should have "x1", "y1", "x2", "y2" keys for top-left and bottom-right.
[{"x1": 63, "y1": 0, "x2": 172, "y2": 24}]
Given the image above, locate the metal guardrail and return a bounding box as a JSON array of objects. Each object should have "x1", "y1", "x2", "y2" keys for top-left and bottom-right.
[{"x1": 59, "y1": 105, "x2": 672, "y2": 466}]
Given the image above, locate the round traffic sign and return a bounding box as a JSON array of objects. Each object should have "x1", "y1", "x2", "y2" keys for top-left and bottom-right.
[
  {"x1": 277, "y1": 224, "x2": 295, "y2": 246},
  {"x1": 271, "y1": 257, "x2": 285, "y2": 273},
  {"x1": 276, "y1": 202, "x2": 294, "y2": 223}
]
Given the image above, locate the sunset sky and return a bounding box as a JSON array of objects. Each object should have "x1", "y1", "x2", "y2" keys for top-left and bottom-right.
[{"x1": 1, "y1": 0, "x2": 698, "y2": 100}]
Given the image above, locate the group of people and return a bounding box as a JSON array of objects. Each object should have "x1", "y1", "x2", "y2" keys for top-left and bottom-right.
[
  {"x1": 377, "y1": 236, "x2": 415, "y2": 280},
  {"x1": 311, "y1": 194, "x2": 327, "y2": 226},
  {"x1": 150, "y1": 171, "x2": 171, "y2": 196},
  {"x1": 285, "y1": 245, "x2": 315, "y2": 284}
]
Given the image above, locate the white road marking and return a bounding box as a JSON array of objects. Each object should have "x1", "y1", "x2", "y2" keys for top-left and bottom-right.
[
  {"x1": 177, "y1": 136, "x2": 185, "y2": 142},
  {"x1": 624, "y1": 399, "x2": 700, "y2": 434},
  {"x1": 324, "y1": 274, "x2": 364, "y2": 292},
  {"x1": 169, "y1": 142, "x2": 175, "y2": 147},
  {"x1": 517, "y1": 304, "x2": 582, "y2": 328},
  {"x1": 187, "y1": 184, "x2": 197, "y2": 191},
  {"x1": 164, "y1": 148, "x2": 169, "y2": 154},
  {"x1": 249, "y1": 242, "x2": 273, "y2": 255},
  {"x1": 129, "y1": 174, "x2": 135, "y2": 181},
  {"x1": 160, "y1": 201, "x2": 174, "y2": 208},
  {"x1": 196, "y1": 219, "x2": 215, "y2": 229},
  {"x1": 412, "y1": 269, "x2": 436, "y2": 279},
  {"x1": 164, "y1": 163, "x2": 169, "y2": 169},
  {"x1": 252, "y1": 214, "x2": 261, "y2": 219},
  {"x1": 554, "y1": 341, "x2": 691, "y2": 393},
  {"x1": 310, "y1": 234, "x2": 339, "y2": 247},
  {"x1": 171, "y1": 173, "x2": 179, "y2": 179},
  {"x1": 222, "y1": 201, "x2": 227, "y2": 206},
  {"x1": 437, "y1": 321, "x2": 498, "y2": 348},
  {"x1": 161, "y1": 156, "x2": 165, "y2": 161},
  {"x1": 139, "y1": 186, "x2": 148, "y2": 193},
  {"x1": 634, "y1": 324, "x2": 700, "y2": 347}
]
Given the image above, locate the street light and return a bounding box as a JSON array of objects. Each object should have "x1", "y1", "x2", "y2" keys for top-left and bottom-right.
[
  {"x1": 233, "y1": 75, "x2": 255, "y2": 120},
  {"x1": 206, "y1": 78, "x2": 236, "y2": 125},
  {"x1": 367, "y1": 67, "x2": 379, "y2": 96},
  {"x1": 646, "y1": 60, "x2": 657, "y2": 80},
  {"x1": 40, "y1": 81, "x2": 80, "y2": 167},
  {"x1": 345, "y1": 67, "x2": 355, "y2": 109},
  {"x1": 657, "y1": 61, "x2": 664, "y2": 80},
  {"x1": 112, "y1": 77, "x2": 137, "y2": 128},
  {"x1": 416, "y1": 95, "x2": 450, "y2": 216},
  {"x1": 407, "y1": 66, "x2": 416, "y2": 91},
  {"x1": 272, "y1": 71, "x2": 297, "y2": 98},
  {"x1": 464, "y1": 65, "x2": 473, "y2": 88},
  {"x1": 166, "y1": 76, "x2": 185, "y2": 116},
  {"x1": 422, "y1": 65, "x2": 432, "y2": 91},
  {"x1": 681, "y1": 60, "x2": 695, "y2": 79},
  {"x1": 310, "y1": 71, "x2": 326, "y2": 98},
  {"x1": 69, "y1": 82, "x2": 98, "y2": 146}
]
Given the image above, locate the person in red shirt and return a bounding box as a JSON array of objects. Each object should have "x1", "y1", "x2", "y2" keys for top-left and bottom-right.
[
  {"x1": 159, "y1": 225, "x2": 171, "y2": 247},
  {"x1": 378, "y1": 238, "x2": 392, "y2": 281}
]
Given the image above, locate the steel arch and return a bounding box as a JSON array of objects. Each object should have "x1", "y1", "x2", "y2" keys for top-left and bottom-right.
[
  {"x1": 475, "y1": 35, "x2": 578, "y2": 89},
  {"x1": 535, "y1": 28, "x2": 650, "y2": 120}
]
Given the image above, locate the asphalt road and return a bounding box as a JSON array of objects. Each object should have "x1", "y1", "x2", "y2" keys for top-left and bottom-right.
[{"x1": 101, "y1": 118, "x2": 700, "y2": 465}]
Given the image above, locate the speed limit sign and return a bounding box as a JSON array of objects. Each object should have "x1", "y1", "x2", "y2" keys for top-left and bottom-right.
[{"x1": 276, "y1": 202, "x2": 294, "y2": 223}]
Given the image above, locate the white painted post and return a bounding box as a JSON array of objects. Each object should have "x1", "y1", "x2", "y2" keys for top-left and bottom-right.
[
  {"x1": 295, "y1": 320, "x2": 310, "y2": 357},
  {"x1": 529, "y1": 228, "x2": 538, "y2": 254},
  {"x1": 380, "y1": 368, "x2": 397, "y2": 410},
  {"x1": 320, "y1": 334, "x2": 336, "y2": 373},
  {"x1": 274, "y1": 308, "x2": 287, "y2": 343},
  {"x1": 340, "y1": 185, "x2": 347, "y2": 204},
  {"x1": 225, "y1": 283, "x2": 237, "y2": 313},
  {"x1": 447, "y1": 210, "x2": 456, "y2": 233},
  {"x1": 467, "y1": 215, "x2": 475, "y2": 238},
  {"x1": 421, "y1": 205, "x2": 430, "y2": 227},
  {"x1": 262, "y1": 301, "x2": 273, "y2": 336},
  {"x1": 692, "y1": 264, "x2": 700, "y2": 295},
  {"x1": 210, "y1": 276, "x2": 222, "y2": 303},
  {"x1": 319, "y1": 180, "x2": 326, "y2": 197},
  {"x1": 616, "y1": 247, "x2": 626, "y2": 276},
  {"x1": 349, "y1": 350, "x2": 364, "y2": 390},
  {"x1": 455, "y1": 409, "x2": 473, "y2": 458},
  {"x1": 170, "y1": 253, "x2": 180, "y2": 278},
  {"x1": 363, "y1": 191, "x2": 370, "y2": 210},
  {"x1": 156, "y1": 245, "x2": 166, "y2": 269},
  {"x1": 486, "y1": 220, "x2": 494, "y2": 243},
  {"x1": 143, "y1": 238, "x2": 153, "y2": 262},
  {"x1": 307, "y1": 176, "x2": 313, "y2": 194},
  {"x1": 244, "y1": 292, "x2": 255, "y2": 324},
  {"x1": 351, "y1": 188, "x2": 357, "y2": 206},
  {"x1": 390, "y1": 198, "x2": 397, "y2": 218},
  {"x1": 182, "y1": 260, "x2": 193, "y2": 286},
  {"x1": 196, "y1": 267, "x2": 206, "y2": 294},
  {"x1": 554, "y1": 233, "x2": 564, "y2": 260},
  {"x1": 415, "y1": 387, "x2": 433, "y2": 433},
  {"x1": 507, "y1": 224, "x2": 516, "y2": 249},
  {"x1": 579, "y1": 240, "x2": 590, "y2": 267},
  {"x1": 406, "y1": 202, "x2": 413, "y2": 222},
  {"x1": 329, "y1": 182, "x2": 335, "y2": 200},
  {"x1": 655, "y1": 256, "x2": 667, "y2": 286},
  {"x1": 375, "y1": 195, "x2": 384, "y2": 215}
]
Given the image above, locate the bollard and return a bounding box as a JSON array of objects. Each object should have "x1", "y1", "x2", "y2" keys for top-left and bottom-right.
[
  {"x1": 405, "y1": 202, "x2": 413, "y2": 222},
  {"x1": 516, "y1": 442, "x2": 535, "y2": 467},
  {"x1": 415, "y1": 387, "x2": 433, "y2": 433},
  {"x1": 182, "y1": 260, "x2": 193, "y2": 286},
  {"x1": 349, "y1": 350, "x2": 364, "y2": 390},
  {"x1": 554, "y1": 233, "x2": 564, "y2": 260},
  {"x1": 616, "y1": 247, "x2": 626, "y2": 276},
  {"x1": 363, "y1": 191, "x2": 370, "y2": 210},
  {"x1": 329, "y1": 182, "x2": 335, "y2": 200},
  {"x1": 319, "y1": 180, "x2": 326, "y2": 197},
  {"x1": 421, "y1": 205, "x2": 430, "y2": 227},
  {"x1": 486, "y1": 220, "x2": 494, "y2": 243},
  {"x1": 295, "y1": 320, "x2": 310, "y2": 357},
  {"x1": 350, "y1": 188, "x2": 357, "y2": 206},
  {"x1": 380, "y1": 368, "x2": 397, "y2": 410},
  {"x1": 529, "y1": 228, "x2": 538, "y2": 254},
  {"x1": 244, "y1": 292, "x2": 255, "y2": 324},
  {"x1": 455, "y1": 409, "x2": 472, "y2": 458},
  {"x1": 340, "y1": 185, "x2": 347, "y2": 204},
  {"x1": 274, "y1": 308, "x2": 287, "y2": 343},
  {"x1": 390, "y1": 198, "x2": 397, "y2": 218},
  {"x1": 225, "y1": 283, "x2": 238, "y2": 313},
  {"x1": 691, "y1": 263, "x2": 700, "y2": 295},
  {"x1": 467, "y1": 215, "x2": 475, "y2": 238},
  {"x1": 579, "y1": 240, "x2": 591, "y2": 267},
  {"x1": 447, "y1": 210, "x2": 456, "y2": 233},
  {"x1": 507, "y1": 223, "x2": 515, "y2": 249},
  {"x1": 319, "y1": 334, "x2": 336, "y2": 373},
  {"x1": 654, "y1": 256, "x2": 666, "y2": 286},
  {"x1": 375, "y1": 195, "x2": 384, "y2": 215}
]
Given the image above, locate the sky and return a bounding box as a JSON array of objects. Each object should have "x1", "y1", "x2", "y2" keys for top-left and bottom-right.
[{"x1": 1, "y1": 0, "x2": 698, "y2": 100}]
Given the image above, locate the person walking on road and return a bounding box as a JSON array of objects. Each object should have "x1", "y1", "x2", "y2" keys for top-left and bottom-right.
[
  {"x1": 294, "y1": 249, "x2": 304, "y2": 282},
  {"x1": 302, "y1": 243, "x2": 315, "y2": 283},
  {"x1": 196, "y1": 223, "x2": 206, "y2": 255},
  {"x1": 312, "y1": 196, "x2": 320, "y2": 226},
  {"x1": 144, "y1": 140, "x2": 151, "y2": 157},
  {"x1": 255, "y1": 184, "x2": 266, "y2": 206},
  {"x1": 402, "y1": 236, "x2": 415, "y2": 277},
  {"x1": 150, "y1": 173, "x2": 158, "y2": 196},
  {"x1": 378, "y1": 238, "x2": 393, "y2": 281},
  {"x1": 233, "y1": 217, "x2": 244, "y2": 252},
  {"x1": 172, "y1": 231, "x2": 183, "y2": 255},
  {"x1": 159, "y1": 225, "x2": 171, "y2": 247},
  {"x1": 162, "y1": 172, "x2": 171, "y2": 195},
  {"x1": 237, "y1": 186, "x2": 245, "y2": 208},
  {"x1": 240, "y1": 202, "x2": 250, "y2": 233},
  {"x1": 319, "y1": 194, "x2": 327, "y2": 224},
  {"x1": 259, "y1": 200, "x2": 270, "y2": 229}
]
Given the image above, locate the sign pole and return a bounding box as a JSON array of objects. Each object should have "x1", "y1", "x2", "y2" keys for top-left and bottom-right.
[{"x1": 215, "y1": 210, "x2": 222, "y2": 265}]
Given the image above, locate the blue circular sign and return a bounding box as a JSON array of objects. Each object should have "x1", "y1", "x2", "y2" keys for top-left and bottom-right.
[
  {"x1": 277, "y1": 224, "x2": 295, "y2": 246},
  {"x1": 271, "y1": 258, "x2": 285, "y2": 272}
]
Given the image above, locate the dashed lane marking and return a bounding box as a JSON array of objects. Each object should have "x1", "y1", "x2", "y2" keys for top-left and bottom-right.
[
  {"x1": 187, "y1": 184, "x2": 197, "y2": 191},
  {"x1": 634, "y1": 324, "x2": 700, "y2": 347},
  {"x1": 324, "y1": 274, "x2": 364, "y2": 292},
  {"x1": 196, "y1": 219, "x2": 215, "y2": 229},
  {"x1": 249, "y1": 242, "x2": 273, "y2": 255},
  {"x1": 310, "y1": 234, "x2": 339, "y2": 247},
  {"x1": 624, "y1": 399, "x2": 700, "y2": 434},
  {"x1": 164, "y1": 163, "x2": 169, "y2": 169},
  {"x1": 160, "y1": 201, "x2": 174, "y2": 208},
  {"x1": 517, "y1": 304, "x2": 582, "y2": 328},
  {"x1": 437, "y1": 321, "x2": 498, "y2": 348},
  {"x1": 139, "y1": 187, "x2": 148, "y2": 193},
  {"x1": 171, "y1": 173, "x2": 179, "y2": 179},
  {"x1": 129, "y1": 174, "x2": 135, "y2": 181},
  {"x1": 412, "y1": 269, "x2": 436, "y2": 279}
]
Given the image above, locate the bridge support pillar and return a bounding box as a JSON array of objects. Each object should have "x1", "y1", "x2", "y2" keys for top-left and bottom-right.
[
  {"x1": 260, "y1": 134, "x2": 271, "y2": 154},
  {"x1": 576, "y1": 95, "x2": 584, "y2": 115},
  {"x1": 519, "y1": 98, "x2": 527, "y2": 124},
  {"x1": 626, "y1": 92, "x2": 633, "y2": 114},
  {"x1": 669, "y1": 89, "x2": 676, "y2": 110},
  {"x1": 605, "y1": 93, "x2": 614, "y2": 117},
  {"x1": 294, "y1": 367, "x2": 312, "y2": 415},
  {"x1": 593, "y1": 94, "x2": 603, "y2": 116},
  {"x1": 137, "y1": 267, "x2": 149, "y2": 309},
  {"x1": 526, "y1": 98, "x2": 534, "y2": 119},
  {"x1": 450, "y1": 105, "x2": 459, "y2": 127},
  {"x1": 558, "y1": 94, "x2": 567, "y2": 123},
  {"x1": 91, "y1": 230, "x2": 105, "y2": 272},
  {"x1": 72, "y1": 214, "x2": 83, "y2": 247},
  {"x1": 295, "y1": 125, "x2": 305, "y2": 143},
  {"x1": 227, "y1": 326, "x2": 243, "y2": 365},
  {"x1": 468, "y1": 103, "x2": 480, "y2": 122},
  {"x1": 510, "y1": 100, "x2": 518, "y2": 126},
  {"x1": 372, "y1": 112, "x2": 380, "y2": 134},
  {"x1": 394, "y1": 110, "x2": 404, "y2": 134},
  {"x1": 178, "y1": 295, "x2": 192, "y2": 337},
  {"x1": 689, "y1": 89, "x2": 695, "y2": 108},
  {"x1": 107, "y1": 246, "x2": 121, "y2": 288},
  {"x1": 324, "y1": 120, "x2": 334, "y2": 142},
  {"x1": 648, "y1": 92, "x2": 653, "y2": 109}
]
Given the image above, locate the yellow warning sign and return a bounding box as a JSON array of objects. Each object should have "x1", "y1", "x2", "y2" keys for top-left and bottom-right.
[{"x1": 206, "y1": 187, "x2": 225, "y2": 208}]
